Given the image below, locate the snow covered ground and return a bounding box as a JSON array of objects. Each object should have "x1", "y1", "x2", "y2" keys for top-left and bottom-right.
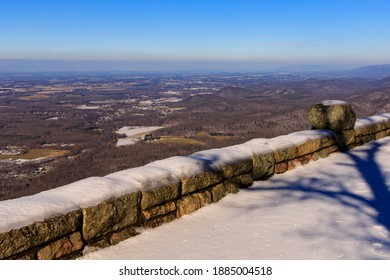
[
  {"x1": 115, "y1": 126, "x2": 163, "y2": 146},
  {"x1": 81, "y1": 137, "x2": 390, "y2": 260}
]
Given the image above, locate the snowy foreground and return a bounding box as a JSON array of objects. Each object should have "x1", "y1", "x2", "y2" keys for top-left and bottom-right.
[{"x1": 82, "y1": 137, "x2": 390, "y2": 260}]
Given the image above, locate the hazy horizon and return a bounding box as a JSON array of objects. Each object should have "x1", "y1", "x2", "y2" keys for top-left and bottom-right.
[
  {"x1": 1, "y1": 0, "x2": 390, "y2": 71},
  {"x1": 0, "y1": 58, "x2": 371, "y2": 73}
]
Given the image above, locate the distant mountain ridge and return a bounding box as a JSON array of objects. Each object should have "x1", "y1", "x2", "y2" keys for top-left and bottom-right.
[
  {"x1": 1, "y1": 59, "x2": 390, "y2": 77},
  {"x1": 277, "y1": 63, "x2": 390, "y2": 79},
  {"x1": 347, "y1": 64, "x2": 390, "y2": 78}
]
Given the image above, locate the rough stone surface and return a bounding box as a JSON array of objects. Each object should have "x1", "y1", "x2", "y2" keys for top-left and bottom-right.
[
  {"x1": 82, "y1": 192, "x2": 139, "y2": 241},
  {"x1": 144, "y1": 213, "x2": 177, "y2": 228},
  {"x1": 337, "y1": 130, "x2": 356, "y2": 149},
  {"x1": 296, "y1": 134, "x2": 337, "y2": 156},
  {"x1": 273, "y1": 145, "x2": 298, "y2": 163},
  {"x1": 211, "y1": 181, "x2": 240, "y2": 203},
  {"x1": 211, "y1": 183, "x2": 228, "y2": 203},
  {"x1": 308, "y1": 101, "x2": 356, "y2": 132},
  {"x1": 231, "y1": 173, "x2": 254, "y2": 187},
  {"x1": 142, "y1": 201, "x2": 176, "y2": 220},
  {"x1": 316, "y1": 145, "x2": 339, "y2": 158},
  {"x1": 362, "y1": 134, "x2": 376, "y2": 144},
  {"x1": 176, "y1": 191, "x2": 212, "y2": 217},
  {"x1": 376, "y1": 131, "x2": 387, "y2": 140},
  {"x1": 320, "y1": 133, "x2": 339, "y2": 147},
  {"x1": 0, "y1": 210, "x2": 81, "y2": 259},
  {"x1": 356, "y1": 123, "x2": 383, "y2": 136},
  {"x1": 287, "y1": 155, "x2": 312, "y2": 170},
  {"x1": 274, "y1": 162, "x2": 288, "y2": 174},
  {"x1": 87, "y1": 238, "x2": 111, "y2": 249},
  {"x1": 141, "y1": 183, "x2": 180, "y2": 210},
  {"x1": 109, "y1": 227, "x2": 138, "y2": 245},
  {"x1": 224, "y1": 180, "x2": 241, "y2": 194},
  {"x1": 14, "y1": 253, "x2": 35, "y2": 260},
  {"x1": 181, "y1": 171, "x2": 223, "y2": 195},
  {"x1": 221, "y1": 159, "x2": 253, "y2": 178},
  {"x1": 296, "y1": 139, "x2": 322, "y2": 156},
  {"x1": 252, "y1": 152, "x2": 275, "y2": 180},
  {"x1": 37, "y1": 232, "x2": 84, "y2": 260}
]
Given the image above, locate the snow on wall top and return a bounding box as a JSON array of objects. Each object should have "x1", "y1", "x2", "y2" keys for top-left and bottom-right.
[
  {"x1": 355, "y1": 113, "x2": 390, "y2": 129},
  {"x1": 186, "y1": 130, "x2": 334, "y2": 166},
  {"x1": 0, "y1": 114, "x2": 388, "y2": 233},
  {"x1": 145, "y1": 156, "x2": 221, "y2": 178},
  {"x1": 189, "y1": 147, "x2": 252, "y2": 166},
  {"x1": 0, "y1": 177, "x2": 139, "y2": 233},
  {"x1": 237, "y1": 130, "x2": 336, "y2": 154},
  {"x1": 320, "y1": 100, "x2": 348, "y2": 106},
  {"x1": 105, "y1": 165, "x2": 180, "y2": 191}
]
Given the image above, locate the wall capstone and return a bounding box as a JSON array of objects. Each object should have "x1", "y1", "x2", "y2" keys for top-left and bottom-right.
[{"x1": 308, "y1": 100, "x2": 356, "y2": 132}]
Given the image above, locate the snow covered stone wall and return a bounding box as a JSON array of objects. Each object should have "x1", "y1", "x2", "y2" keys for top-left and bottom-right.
[{"x1": 1, "y1": 112, "x2": 390, "y2": 260}]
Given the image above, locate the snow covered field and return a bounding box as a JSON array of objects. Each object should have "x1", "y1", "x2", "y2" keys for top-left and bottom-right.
[
  {"x1": 115, "y1": 126, "x2": 163, "y2": 146},
  {"x1": 82, "y1": 137, "x2": 390, "y2": 260}
]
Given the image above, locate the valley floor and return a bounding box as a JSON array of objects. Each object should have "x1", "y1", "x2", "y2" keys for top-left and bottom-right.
[{"x1": 81, "y1": 137, "x2": 390, "y2": 260}]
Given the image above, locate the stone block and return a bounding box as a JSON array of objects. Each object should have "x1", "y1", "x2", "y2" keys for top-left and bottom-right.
[
  {"x1": 295, "y1": 134, "x2": 337, "y2": 156},
  {"x1": 141, "y1": 201, "x2": 176, "y2": 220},
  {"x1": 337, "y1": 129, "x2": 356, "y2": 149},
  {"x1": 13, "y1": 253, "x2": 35, "y2": 260},
  {"x1": 146, "y1": 156, "x2": 223, "y2": 195},
  {"x1": 87, "y1": 238, "x2": 111, "y2": 249},
  {"x1": 360, "y1": 134, "x2": 376, "y2": 144},
  {"x1": 221, "y1": 159, "x2": 253, "y2": 178},
  {"x1": 211, "y1": 181, "x2": 240, "y2": 203},
  {"x1": 176, "y1": 191, "x2": 212, "y2": 217},
  {"x1": 308, "y1": 100, "x2": 356, "y2": 132},
  {"x1": 144, "y1": 213, "x2": 177, "y2": 228},
  {"x1": 384, "y1": 120, "x2": 390, "y2": 130},
  {"x1": 189, "y1": 147, "x2": 253, "y2": 179},
  {"x1": 375, "y1": 130, "x2": 387, "y2": 140},
  {"x1": 0, "y1": 210, "x2": 81, "y2": 259},
  {"x1": 211, "y1": 183, "x2": 228, "y2": 203},
  {"x1": 109, "y1": 227, "x2": 138, "y2": 246},
  {"x1": 252, "y1": 152, "x2": 275, "y2": 180},
  {"x1": 37, "y1": 232, "x2": 84, "y2": 260},
  {"x1": 273, "y1": 145, "x2": 298, "y2": 163},
  {"x1": 316, "y1": 145, "x2": 339, "y2": 158},
  {"x1": 274, "y1": 162, "x2": 288, "y2": 174},
  {"x1": 296, "y1": 138, "x2": 322, "y2": 156},
  {"x1": 140, "y1": 183, "x2": 180, "y2": 210},
  {"x1": 181, "y1": 171, "x2": 223, "y2": 195},
  {"x1": 320, "y1": 133, "x2": 339, "y2": 147},
  {"x1": 231, "y1": 173, "x2": 254, "y2": 188},
  {"x1": 287, "y1": 155, "x2": 312, "y2": 170},
  {"x1": 355, "y1": 123, "x2": 383, "y2": 136},
  {"x1": 224, "y1": 180, "x2": 241, "y2": 194},
  {"x1": 82, "y1": 192, "x2": 139, "y2": 241},
  {"x1": 105, "y1": 165, "x2": 180, "y2": 210}
]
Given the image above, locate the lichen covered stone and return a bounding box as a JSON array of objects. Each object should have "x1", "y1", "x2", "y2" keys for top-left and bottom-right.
[{"x1": 308, "y1": 100, "x2": 356, "y2": 132}]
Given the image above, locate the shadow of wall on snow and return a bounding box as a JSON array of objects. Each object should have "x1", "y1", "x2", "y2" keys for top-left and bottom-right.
[{"x1": 243, "y1": 140, "x2": 390, "y2": 259}]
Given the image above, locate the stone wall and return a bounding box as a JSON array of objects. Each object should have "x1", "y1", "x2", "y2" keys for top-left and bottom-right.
[{"x1": 1, "y1": 113, "x2": 390, "y2": 260}]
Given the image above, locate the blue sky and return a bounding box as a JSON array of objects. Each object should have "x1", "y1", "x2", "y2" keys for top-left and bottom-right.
[{"x1": 1, "y1": 0, "x2": 389, "y2": 70}]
